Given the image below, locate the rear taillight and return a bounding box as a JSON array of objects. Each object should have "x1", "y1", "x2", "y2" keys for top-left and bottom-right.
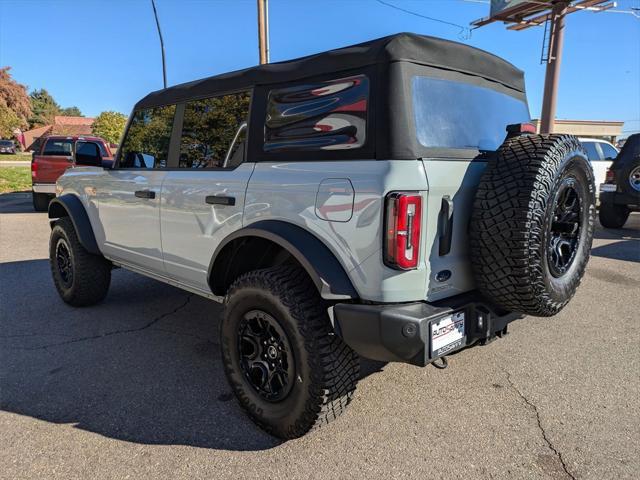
[
  {"x1": 384, "y1": 192, "x2": 422, "y2": 270},
  {"x1": 605, "y1": 168, "x2": 615, "y2": 183},
  {"x1": 31, "y1": 159, "x2": 37, "y2": 178}
]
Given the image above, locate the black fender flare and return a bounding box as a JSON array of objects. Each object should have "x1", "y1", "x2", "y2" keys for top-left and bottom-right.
[
  {"x1": 209, "y1": 220, "x2": 358, "y2": 300},
  {"x1": 48, "y1": 194, "x2": 101, "y2": 255}
]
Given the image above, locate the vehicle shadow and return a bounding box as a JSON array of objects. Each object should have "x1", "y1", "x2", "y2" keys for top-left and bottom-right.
[
  {"x1": 591, "y1": 214, "x2": 640, "y2": 263},
  {"x1": 0, "y1": 192, "x2": 38, "y2": 214},
  {"x1": 0, "y1": 259, "x2": 383, "y2": 451}
]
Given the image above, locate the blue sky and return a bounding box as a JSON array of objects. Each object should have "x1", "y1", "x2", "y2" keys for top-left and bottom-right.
[{"x1": 1, "y1": 0, "x2": 639, "y2": 135}]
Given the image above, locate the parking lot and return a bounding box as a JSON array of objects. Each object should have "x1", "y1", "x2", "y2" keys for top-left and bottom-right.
[{"x1": 0, "y1": 191, "x2": 638, "y2": 480}]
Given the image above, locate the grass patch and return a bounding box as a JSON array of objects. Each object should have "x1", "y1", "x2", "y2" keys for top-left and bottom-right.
[
  {"x1": 0, "y1": 167, "x2": 31, "y2": 193},
  {"x1": 0, "y1": 152, "x2": 31, "y2": 161}
]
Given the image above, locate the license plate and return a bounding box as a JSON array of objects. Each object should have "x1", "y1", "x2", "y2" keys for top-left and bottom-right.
[{"x1": 431, "y1": 312, "x2": 465, "y2": 357}]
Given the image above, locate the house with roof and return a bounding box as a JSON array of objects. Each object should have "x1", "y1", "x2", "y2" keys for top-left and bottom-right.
[{"x1": 23, "y1": 116, "x2": 95, "y2": 151}]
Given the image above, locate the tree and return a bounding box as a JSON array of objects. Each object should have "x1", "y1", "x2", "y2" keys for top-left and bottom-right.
[
  {"x1": 92, "y1": 111, "x2": 127, "y2": 144},
  {"x1": 0, "y1": 104, "x2": 22, "y2": 138},
  {"x1": 0, "y1": 67, "x2": 31, "y2": 129},
  {"x1": 29, "y1": 89, "x2": 60, "y2": 128},
  {"x1": 60, "y1": 106, "x2": 83, "y2": 117}
]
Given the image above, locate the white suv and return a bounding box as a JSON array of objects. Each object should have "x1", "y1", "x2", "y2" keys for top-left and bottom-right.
[
  {"x1": 579, "y1": 138, "x2": 619, "y2": 198},
  {"x1": 47, "y1": 33, "x2": 596, "y2": 439}
]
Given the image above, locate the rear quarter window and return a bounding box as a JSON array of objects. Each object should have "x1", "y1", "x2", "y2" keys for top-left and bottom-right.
[
  {"x1": 43, "y1": 139, "x2": 73, "y2": 156},
  {"x1": 264, "y1": 75, "x2": 369, "y2": 153},
  {"x1": 412, "y1": 77, "x2": 530, "y2": 151}
]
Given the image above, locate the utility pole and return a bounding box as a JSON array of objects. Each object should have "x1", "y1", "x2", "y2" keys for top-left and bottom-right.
[
  {"x1": 539, "y1": 2, "x2": 568, "y2": 133},
  {"x1": 257, "y1": 0, "x2": 270, "y2": 64},
  {"x1": 150, "y1": 0, "x2": 167, "y2": 89}
]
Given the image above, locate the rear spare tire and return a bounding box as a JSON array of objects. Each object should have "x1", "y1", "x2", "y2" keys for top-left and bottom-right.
[{"x1": 470, "y1": 134, "x2": 595, "y2": 317}]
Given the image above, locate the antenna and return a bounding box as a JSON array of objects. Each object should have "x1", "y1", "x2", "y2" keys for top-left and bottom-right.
[{"x1": 151, "y1": 0, "x2": 167, "y2": 89}]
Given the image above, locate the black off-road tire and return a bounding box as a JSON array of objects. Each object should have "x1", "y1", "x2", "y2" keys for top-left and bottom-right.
[
  {"x1": 470, "y1": 134, "x2": 596, "y2": 317},
  {"x1": 221, "y1": 264, "x2": 360, "y2": 439},
  {"x1": 33, "y1": 192, "x2": 50, "y2": 212},
  {"x1": 49, "y1": 217, "x2": 111, "y2": 306},
  {"x1": 598, "y1": 202, "x2": 630, "y2": 229}
]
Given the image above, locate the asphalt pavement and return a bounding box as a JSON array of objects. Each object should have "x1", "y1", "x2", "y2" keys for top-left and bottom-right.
[{"x1": 1, "y1": 191, "x2": 638, "y2": 480}]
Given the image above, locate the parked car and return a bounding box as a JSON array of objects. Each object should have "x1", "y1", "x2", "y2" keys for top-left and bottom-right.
[
  {"x1": 31, "y1": 135, "x2": 113, "y2": 211},
  {"x1": 0, "y1": 139, "x2": 16, "y2": 154},
  {"x1": 47, "y1": 33, "x2": 595, "y2": 439},
  {"x1": 599, "y1": 133, "x2": 640, "y2": 228},
  {"x1": 579, "y1": 138, "x2": 619, "y2": 200}
]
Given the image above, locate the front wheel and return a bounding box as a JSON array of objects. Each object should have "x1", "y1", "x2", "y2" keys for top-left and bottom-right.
[
  {"x1": 50, "y1": 217, "x2": 111, "y2": 306},
  {"x1": 220, "y1": 264, "x2": 360, "y2": 439},
  {"x1": 599, "y1": 202, "x2": 630, "y2": 229}
]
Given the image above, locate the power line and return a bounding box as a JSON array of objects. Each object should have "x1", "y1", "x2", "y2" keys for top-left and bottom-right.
[{"x1": 374, "y1": 0, "x2": 472, "y2": 39}]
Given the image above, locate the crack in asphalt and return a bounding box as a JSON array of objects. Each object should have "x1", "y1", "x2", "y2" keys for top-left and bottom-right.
[
  {"x1": 9, "y1": 294, "x2": 194, "y2": 351},
  {"x1": 503, "y1": 369, "x2": 577, "y2": 480}
]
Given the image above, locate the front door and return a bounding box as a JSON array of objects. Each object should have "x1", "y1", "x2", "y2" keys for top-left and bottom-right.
[
  {"x1": 160, "y1": 91, "x2": 252, "y2": 290},
  {"x1": 96, "y1": 104, "x2": 176, "y2": 273}
]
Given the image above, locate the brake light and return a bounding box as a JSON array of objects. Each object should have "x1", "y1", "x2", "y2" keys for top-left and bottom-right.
[
  {"x1": 31, "y1": 159, "x2": 37, "y2": 178},
  {"x1": 605, "y1": 168, "x2": 615, "y2": 183},
  {"x1": 384, "y1": 192, "x2": 422, "y2": 270}
]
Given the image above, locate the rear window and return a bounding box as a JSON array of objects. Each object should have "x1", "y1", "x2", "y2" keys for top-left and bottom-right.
[
  {"x1": 264, "y1": 74, "x2": 368, "y2": 153},
  {"x1": 43, "y1": 139, "x2": 73, "y2": 156},
  {"x1": 412, "y1": 77, "x2": 530, "y2": 151},
  {"x1": 0, "y1": 140, "x2": 13, "y2": 146}
]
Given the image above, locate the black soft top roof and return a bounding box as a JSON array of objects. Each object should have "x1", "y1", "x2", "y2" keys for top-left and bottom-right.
[{"x1": 135, "y1": 32, "x2": 525, "y2": 109}]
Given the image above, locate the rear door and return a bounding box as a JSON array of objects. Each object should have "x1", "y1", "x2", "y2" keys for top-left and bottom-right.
[
  {"x1": 95, "y1": 105, "x2": 176, "y2": 273},
  {"x1": 36, "y1": 138, "x2": 74, "y2": 183},
  {"x1": 411, "y1": 75, "x2": 531, "y2": 301},
  {"x1": 160, "y1": 91, "x2": 253, "y2": 290}
]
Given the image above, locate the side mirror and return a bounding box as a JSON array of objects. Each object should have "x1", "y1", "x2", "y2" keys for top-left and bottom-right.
[
  {"x1": 101, "y1": 158, "x2": 115, "y2": 169},
  {"x1": 75, "y1": 141, "x2": 102, "y2": 167}
]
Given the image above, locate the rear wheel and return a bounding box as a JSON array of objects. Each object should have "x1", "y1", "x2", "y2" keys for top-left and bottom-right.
[
  {"x1": 470, "y1": 134, "x2": 596, "y2": 317},
  {"x1": 33, "y1": 192, "x2": 50, "y2": 212},
  {"x1": 220, "y1": 264, "x2": 359, "y2": 439},
  {"x1": 50, "y1": 217, "x2": 111, "y2": 306},
  {"x1": 599, "y1": 202, "x2": 630, "y2": 229}
]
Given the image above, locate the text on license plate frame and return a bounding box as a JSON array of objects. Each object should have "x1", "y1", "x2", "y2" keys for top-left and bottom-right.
[{"x1": 430, "y1": 312, "x2": 465, "y2": 358}]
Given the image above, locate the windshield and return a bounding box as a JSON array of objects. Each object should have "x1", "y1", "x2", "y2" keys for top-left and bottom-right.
[
  {"x1": 0, "y1": 140, "x2": 13, "y2": 146},
  {"x1": 413, "y1": 76, "x2": 530, "y2": 151}
]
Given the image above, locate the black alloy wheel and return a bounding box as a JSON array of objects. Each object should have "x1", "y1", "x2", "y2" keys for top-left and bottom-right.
[
  {"x1": 237, "y1": 309, "x2": 295, "y2": 402},
  {"x1": 55, "y1": 238, "x2": 74, "y2": 288},
  {"x1": 547, "y1": 177, "x2": 583, "y2": 277}
]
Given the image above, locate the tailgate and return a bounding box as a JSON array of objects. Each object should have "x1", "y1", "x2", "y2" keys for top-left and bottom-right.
[
  {"x1": 421, "y1": 158, "x2": 486, "y2": 302},
  {"x1": 33, "y1": 154, "x2": 73, "y2": 184}
]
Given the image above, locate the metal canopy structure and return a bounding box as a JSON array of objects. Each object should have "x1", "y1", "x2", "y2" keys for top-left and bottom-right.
[
  {"x1": 472, "y1": 0, "x2": 614, "y2": 30},
  {"x1": 472, "y1": 1, "x2": 614, "y2": 134}
]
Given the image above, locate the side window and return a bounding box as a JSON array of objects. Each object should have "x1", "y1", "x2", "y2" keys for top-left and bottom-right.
[
  {"x1": 581, "y1": 142, "x2": 601, "y2": 161},
  {"x1": 119, "y1": 105, "x2": 176, "y2": 169},
  {"x1": 264, "y1": 75, "x2": 369, "y2": 153},
  {"x1": 178, "y1": 92, "x2": 251, "y2": 169},
  {"x1": 599, "y1": 142, "x2": 618, "y2": 160},
  {"x1": 43, "y1": 139, "x2": 73, "y2": 156}
]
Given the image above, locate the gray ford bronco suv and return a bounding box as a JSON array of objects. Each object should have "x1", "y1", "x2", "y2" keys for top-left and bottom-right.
[{"x1": 48, "y1": 33, "x2": 595, "y2": 439}]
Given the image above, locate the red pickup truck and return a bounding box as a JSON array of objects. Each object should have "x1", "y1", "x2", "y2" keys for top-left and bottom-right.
[{"x1": 31, "y1": 135, "x2": 113, "y2": 211}]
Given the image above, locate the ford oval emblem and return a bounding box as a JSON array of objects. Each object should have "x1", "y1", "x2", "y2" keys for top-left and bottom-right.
[{"x1": 435, "y1": 270, "x2": 452, "y2": 282}]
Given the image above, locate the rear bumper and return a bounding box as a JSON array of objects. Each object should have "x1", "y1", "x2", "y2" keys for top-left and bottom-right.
[
  {"x1": 600, "y1": 191, "x2": 640, "y2": 209},
  {"x1": 32, "y1": 183, "x2": 56, "y2": 194},
  {"x1": 332, "y1": 292, "x2": 522, "y2": 367}
]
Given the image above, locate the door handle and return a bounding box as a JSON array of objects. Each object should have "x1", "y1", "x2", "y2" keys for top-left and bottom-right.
[
  {"x1": 438, "y1": 195, "x2": 454, "y2": 256},
  {"x1": 205, "y1": 195, "x2": 236, "y2": 206},
  {"x1": 134, "y1": 189, "x2": 156, "y2": 199}
]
